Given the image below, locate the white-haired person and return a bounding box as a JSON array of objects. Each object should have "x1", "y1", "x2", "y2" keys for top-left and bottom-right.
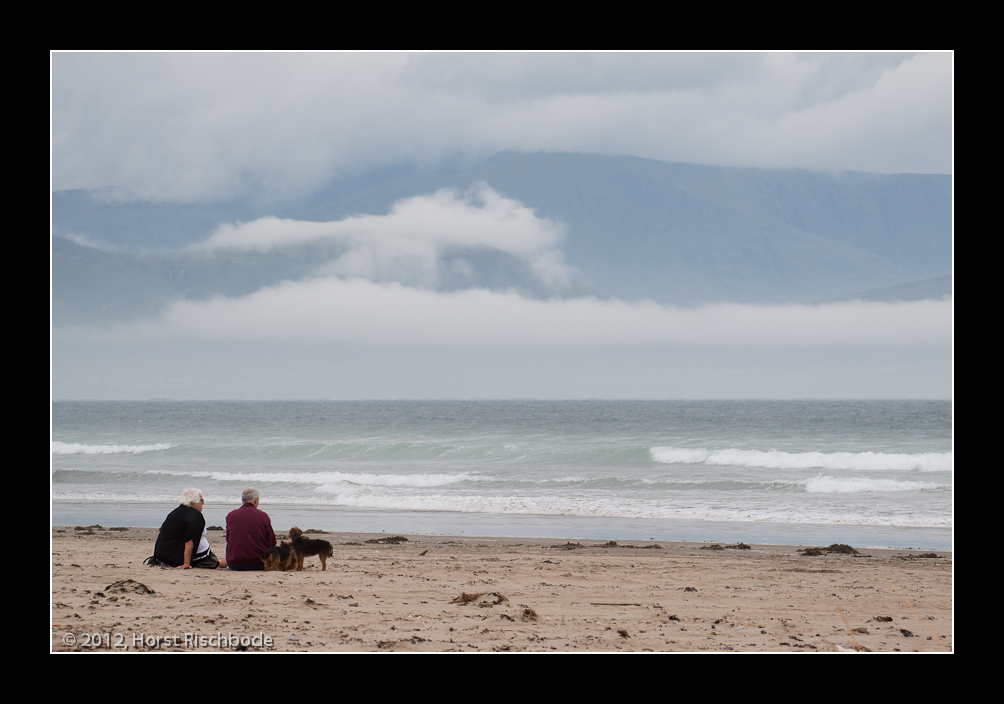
[{"x1": 149, "y1": 488, "x2": 227, "y2": 569}]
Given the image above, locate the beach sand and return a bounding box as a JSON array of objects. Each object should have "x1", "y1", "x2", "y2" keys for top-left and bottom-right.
[{"x1": 52, "y1": 526, "x2": 952, "y2": 652}]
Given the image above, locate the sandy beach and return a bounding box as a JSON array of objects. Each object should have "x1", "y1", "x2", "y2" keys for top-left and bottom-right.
[{"x1": 51, "y1": 525, "x2": 952, "y2": 652}]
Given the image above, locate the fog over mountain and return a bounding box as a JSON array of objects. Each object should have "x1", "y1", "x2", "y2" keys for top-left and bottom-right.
[{"x1": 52, "y1": 152, "x2": 951, "y2": 325}]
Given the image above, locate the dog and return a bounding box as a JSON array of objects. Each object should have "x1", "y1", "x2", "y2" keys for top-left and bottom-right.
[
  {"x1": 288, "y1": 527, "x2": 333, "y2": 571},
  {"x1": 261, "y1": 541, "x2": 296, "y2": 571}
]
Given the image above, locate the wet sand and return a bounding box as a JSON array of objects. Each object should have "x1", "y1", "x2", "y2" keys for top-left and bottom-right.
[{"x1": 51, "y1": 526, "x2": 952, "y2": 652}]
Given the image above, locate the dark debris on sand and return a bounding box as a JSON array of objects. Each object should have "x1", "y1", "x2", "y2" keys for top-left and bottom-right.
[
  {"x1": 897, "y1": 552, "x2": 941, "y2": 560},
  {"x1": 798, "y1": 544, "x2": 860, "y2": 556},
  {"x1": 106, "y1": 579, "x2": 156, "y2": 595},
  {"x1": 450, "y1": 591, "x2": 510, "y2": 607},
  {"x1": 598, "y1": 541, "x2": 662, "y2": 549},
  {"x1": 702, "y1": 542, "x2": 752, "y2": 550}
]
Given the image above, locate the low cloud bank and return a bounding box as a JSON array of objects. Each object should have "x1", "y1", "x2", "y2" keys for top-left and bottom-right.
[{"x1": 96, "y1": 278, "x2": 950, "y2": 348}]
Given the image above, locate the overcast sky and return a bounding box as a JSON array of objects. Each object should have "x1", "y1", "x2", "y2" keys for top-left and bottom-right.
[
  {"x1": 50, "y1": 52, "x2": 953, "y2": 400},
  {"x1": 52, "y1": 52, "x2": 952, "y2": 205}
]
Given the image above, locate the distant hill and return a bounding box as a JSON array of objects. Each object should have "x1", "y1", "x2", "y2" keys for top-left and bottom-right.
[
  {"x1": 826, "y1": 274, "x2": 952, "y2": 303},
  {"x1": 51, "y1": 235, "x2": 602, "y2": 325},
  {"x1": 52, "y1": 235, "x2": 341, "y2": 324},
  {"x1": 52, "y1": 152, "x2": 951, "y2": 322}
]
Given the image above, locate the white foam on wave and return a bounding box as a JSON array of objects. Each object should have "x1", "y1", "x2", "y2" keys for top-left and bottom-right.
[
  {"x1": 802, "y1": 474, "x2": 943, "y2": 493},
  {"x1": 50, "y1": 486, "x2": 951, "y2": 528},
  {"x1": 51, "y1": 441, "x2": 174, "y2": 455},
  {"x1": 247, "y1": 490, "x2": 950, "y2": 527},
  {"x1": 143, "y1": 468, "x2": 473, "y2": 487},
  {"x1": 650, "y1": 446, "x2": 952, "y2": 472}
]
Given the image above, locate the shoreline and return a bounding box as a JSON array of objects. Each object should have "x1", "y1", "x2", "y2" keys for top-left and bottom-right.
[
  {"x1": 50, "y1": 501, "x2": 953, "y2": 552},
  {"x1": 52, "y1": 526, "x2": 952, "y2": 652}
]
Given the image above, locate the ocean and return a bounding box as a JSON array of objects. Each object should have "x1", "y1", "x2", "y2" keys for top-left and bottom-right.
[{"x1": 51, "y1": 400, "x2": 952, "y2": 550}]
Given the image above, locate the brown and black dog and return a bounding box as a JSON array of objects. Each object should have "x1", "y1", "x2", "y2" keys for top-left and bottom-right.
[
  {"x1": 288, "y1": 527, "x2": 333, "y2": 571},
  {"x1": 261, "y1": 541, "x2": 296, "y2": 571}
]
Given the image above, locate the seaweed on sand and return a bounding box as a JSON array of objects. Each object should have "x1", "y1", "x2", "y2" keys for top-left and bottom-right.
[
  {"x1": 450, "y1": 591, "x2": 510, "y2": 607},
  {"x1": 798, "y1": 544, "x2": 860, "y2": 556}
]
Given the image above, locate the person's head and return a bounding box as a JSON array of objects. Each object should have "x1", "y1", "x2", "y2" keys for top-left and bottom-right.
[
  {"x1": 241, "y1": 488, "x2": 260, "y2": 506},
  {"x1": 180, "y1": 488, "x2": 205, "y2": 507}
]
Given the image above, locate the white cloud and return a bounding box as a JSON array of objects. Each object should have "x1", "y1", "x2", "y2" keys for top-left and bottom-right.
[
  {"x1": 51, "y1": 52, "x2": 952, "y2": 204},
  {"x1": 763, "y1": 53, "x2": 952, "y2": 174},
  {"x1": 198, "y1": 184, "x2": 574, "y2": 289},
  {"x1": 119, "y1": 278, "x2": 950, "y2": 349}
]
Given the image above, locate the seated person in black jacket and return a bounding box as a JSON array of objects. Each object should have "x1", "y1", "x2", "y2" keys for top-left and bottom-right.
[{"x1": 152, "y1": 488, "x2": 226, "y2": 569}]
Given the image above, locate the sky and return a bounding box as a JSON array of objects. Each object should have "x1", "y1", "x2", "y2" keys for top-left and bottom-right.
[
  {"x1": 50, "y1": 52, "x2": 953, "y2": 399},
  {"x1": 52, "y1": 52, "x2": 951, "y2": 203}
]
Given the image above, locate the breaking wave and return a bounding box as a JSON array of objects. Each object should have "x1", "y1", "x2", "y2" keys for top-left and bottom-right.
[
  {"x1": 51, "y1": 441, "x2": 174, "y2": 455},
  {"x1": 650, "y1": 446, "x2": 952, "y2": 472}
]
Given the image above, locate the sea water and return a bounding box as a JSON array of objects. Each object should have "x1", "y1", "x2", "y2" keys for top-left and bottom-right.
[{"x1": 51, "y1": 400, "x2": 952, "y2": 550}]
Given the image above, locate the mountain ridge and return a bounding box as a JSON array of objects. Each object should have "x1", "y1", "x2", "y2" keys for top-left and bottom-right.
[{"x1": 52, "y1": 151, "x2": 952, "y2": 322}]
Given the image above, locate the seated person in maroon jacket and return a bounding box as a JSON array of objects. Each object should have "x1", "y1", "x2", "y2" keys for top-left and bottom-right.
[{"x1": 225, "y1": 488, "x2": 276, "y2": 571}]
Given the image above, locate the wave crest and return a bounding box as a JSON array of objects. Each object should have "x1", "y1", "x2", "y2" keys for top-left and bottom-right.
[
  {"x1": 650, "y1": 446, "x2": 952, "y2": 471},
  {"x1": 51, "y1": 441, "x2": 174, "y2": 455}
]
